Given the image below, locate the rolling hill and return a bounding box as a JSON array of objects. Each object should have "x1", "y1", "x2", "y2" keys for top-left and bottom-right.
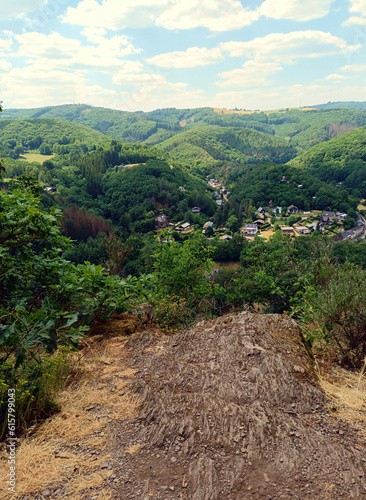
[
  {"x1": 156, "y1": 125, "x2": 296, "y2": 175},
  {"x1": 0, "y1": 117, "x2": 111, "y2": 158},
  {"x1": 3, "y1": 104, "x2": 366, "y2": 156},
  {"x1": 288, "y1": 125, "x2": 366, "y2": 199}
]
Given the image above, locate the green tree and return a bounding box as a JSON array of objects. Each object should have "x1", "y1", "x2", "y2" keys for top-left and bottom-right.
[
  {"x1": 227, "y1": 214, "x2": 239, "y2": 232},
  {"x1": 40, "y1": 143, "x2": 52, "y2": 155},
  {"x1": 152, "y1": 232, "x2": 215, "y2": 326}
]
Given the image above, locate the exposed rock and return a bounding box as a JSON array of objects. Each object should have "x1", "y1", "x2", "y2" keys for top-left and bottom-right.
[{"x1": 111, "y1": 312, "x2": 366, "y2": 499}]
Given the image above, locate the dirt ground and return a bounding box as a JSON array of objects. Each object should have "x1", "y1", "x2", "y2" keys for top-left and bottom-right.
[{"x1": 2, "y1": 312, "x2": 366, "y2": 499}]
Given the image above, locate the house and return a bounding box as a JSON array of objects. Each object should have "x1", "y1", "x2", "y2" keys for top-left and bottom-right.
[
  {"x1": 176, "y1": 222, "x2": 191, "y2": 232},
  {"x1": 320, "y1": 211, "x2": 336, "y2": 226},
  {"x1": 340, "y1": 225, "x2": 364, "y2": 240},
  {"x1": 242, "y1": 224, "x2": 258, "y2": 237},
  {"x1": 356, "y1": 213, "x2": 366, "y2": 226},
  {"x1": 273, "y1": 206, "x2": 282, "y2": 215},
  {"x1": 257, "y1": 207, "x2": 267, "y2": 215},
  {"x1": 220, "y1": 234, "x2": 232, "y2": 240},
  {"x1": 178, "y1": 186, "x2": 186, "y2": 192},
  {"x1": 191, "y1": 207, "x2": 201, "y2": 214},
  {"x1": 203, "y1": 221, "x2": 214, "y2": 229},
  {"x1": 216, "y1": 200, "x2": 223, "y2": 207},
  {"x1": 295, "y1": 226, "x2": 310, "y2": 235},
  {"x1": 287, "y1": 205, "x2": 299, "y2": 214},
  {"x1": 44, "y1": 186, "x2": 56, "y2": 193},
  {"x1": 281, "y1": 226, "x2": 294, "y2": 236},
  {"x1": 254, "y1": 219, "x2": 266, "y2": 227},
  {"x1": 155, "y1": 213, "x2": 169, "y2": 229}
]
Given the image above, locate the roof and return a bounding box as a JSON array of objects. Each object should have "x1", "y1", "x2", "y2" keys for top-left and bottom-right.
[{"x1": 244, "y1": 224, "x2": 257, "y2": 229}]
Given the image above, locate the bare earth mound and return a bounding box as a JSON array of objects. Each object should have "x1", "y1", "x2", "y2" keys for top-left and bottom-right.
[{"x1": 110, "y1": 312, "x2": 366, "y2": 499}]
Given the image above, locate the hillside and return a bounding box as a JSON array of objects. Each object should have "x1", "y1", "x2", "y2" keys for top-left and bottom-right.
[
  {"x1": 3, "y1": 104, "x2": 366, "y2": 155},
  {"x1": 227, "y1": 162, "x2": 355, "y2": 211},
  {"x1": 0, "y1": 105, "x2": 179, "y2": 144},
  {"x1": 0, "y1": 117, "x2": 110, "y2": 158},
  {"x1": 156, "y1": 125, "x2": 296, "y2": 175},
  {"x1": 289, "y1": 126, "x2": 366, "y2": 199}
]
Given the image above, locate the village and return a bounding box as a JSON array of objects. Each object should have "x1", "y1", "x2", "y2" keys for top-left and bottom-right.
[{"x1": 155, "y1": 176, "x2": 366, "y2": 242}]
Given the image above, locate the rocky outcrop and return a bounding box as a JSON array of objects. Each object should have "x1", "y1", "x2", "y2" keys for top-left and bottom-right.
[{"x1": 111, "y1": 312, "x2": 366, "y2": 499}]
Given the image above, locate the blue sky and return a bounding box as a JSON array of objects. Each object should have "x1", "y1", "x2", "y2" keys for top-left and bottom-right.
[{"x1": 1, "y1": 0, "x2": 366, "y2": 111}]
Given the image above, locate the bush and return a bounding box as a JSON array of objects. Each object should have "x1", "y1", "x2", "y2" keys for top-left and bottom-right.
[
  {"x1": 310, "y1": 265, "x2": 366, "y2": 367},
  {"x1": 151, "y1": 232, "x2": 216, "y2": 327},
  {"x1": 0, "y1": 349, "x2": 72, "y2": 440},
  {"x1": 0, "y1": 175, "x2": 151, "y2": 436}
]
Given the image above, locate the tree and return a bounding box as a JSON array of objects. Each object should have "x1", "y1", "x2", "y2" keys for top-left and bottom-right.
[
  {"x1": 152, "y1": 232, "x2": 215, "y2": 326},
  {"x1": 0, "y1": 176, "x2": 148, "y2": 367},
  {"x1": 40, "y1": 143, "x2": 52, "y2": 155},
  {"x1": 227, "y1": 214, "x2": 239, "y2": 232}
]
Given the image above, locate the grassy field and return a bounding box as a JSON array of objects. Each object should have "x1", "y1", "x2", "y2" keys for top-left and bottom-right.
[
  {"x1": 358, "y1": 200, "x2": 366, "y2": 211},
  {"x1": 17, "y1": 153, "x2": 55, "y2": 163}
]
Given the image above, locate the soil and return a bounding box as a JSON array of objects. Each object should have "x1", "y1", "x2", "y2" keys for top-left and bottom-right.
[
  {"x1": 11, "y1": 311, "x2": 366, "y2": 499},
  {"x1": 107, "y1": 312, "x2": 366, "y2": 500}
]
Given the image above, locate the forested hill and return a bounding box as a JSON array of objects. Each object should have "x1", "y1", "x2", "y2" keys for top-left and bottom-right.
[
  {"x1": 0, "y1": 118, "x2": 110, "y2": 158},
  {"x1": 2, "y1": 103, "x2": 366, "y2": 154},
  {"x1": 311, "y1": 101, "x2": 366, "y2": 110},
  {"x1": 288, "y1": 125, "x2": 366, "y2": 200},
  {"x1": 0, "y1": 104, "x2": 179, "y2": 144},
  {"x1": 156, "y1": 125, "x2": 296, "y2": 176}
]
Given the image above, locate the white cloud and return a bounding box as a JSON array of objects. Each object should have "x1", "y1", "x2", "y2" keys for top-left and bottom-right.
[
  {"x1": 62, "y1": 0, "x2": 170, "y2": 30},
  {"x1": 0, "y1": 38, "x2": 13, "y2": 54},
  {"x1": 349, "y1": 0, "x2": 366, "y2": 12},
  {"x1": 117, "y1": 83, "x2": 207, "y2": 112},
  {"x1": 1, "y1": 64, "x2": 118, "y2": 109},
  {"x1": 343, "y1": 0, "x2": 366, "y2": 25},
  {"x1": 146, "y1": 47, "x2": 223, "y2": 68},
  {"x1": 216, "y1": 60, "x2": 282, "y2": 88},
  {"x1": 343, "y1": 16, "x2": 366, "y2": 26},
  {"x1": 324, "y1": 73, "x2": 349, "y2": 81},
  {"x1": 258, "y1": 0, "x2": 334, "y2": 22},
  {"x1": 341, "y1": 64, "x2": 366, "y2": 72},
  {"x1": 12, "y1": 31, "x2": 141, "y2": 71},
  {"x1": 155, "y1": 0, "x2": 259, "y2": 31},
  {"x1": 220, "y1": 31, "x2": 360, "y2": 63},
  {"x1": 0, "y1": 59, "x2": 12, "y2": 72},
  {"x1": 62, "y1": 0, "x2": 259, "y2": 31}
]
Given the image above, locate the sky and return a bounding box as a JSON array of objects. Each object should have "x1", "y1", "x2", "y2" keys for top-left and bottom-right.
[{"x1": 1, "y1": 0, "x2": 366, "y2": 112}]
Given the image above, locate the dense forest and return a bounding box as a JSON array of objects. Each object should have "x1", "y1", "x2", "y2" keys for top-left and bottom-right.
[
  {"x1": 289, "y1": 125, "x2": 366, "y2": 199},
  {"x1": 2, "y1": 104, "x2": 366, "y2": 155}
]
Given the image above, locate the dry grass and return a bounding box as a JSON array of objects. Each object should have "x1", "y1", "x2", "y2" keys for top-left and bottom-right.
[
  {"x1": 259, "y1": 229, "x2": 275, "y2": 240},
  {"x1": 319, "y1": 365, "x2": 366, "y2": 433},
  {"x1": 0, "y1": 334, "x2": 141, "y2": 499}
]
